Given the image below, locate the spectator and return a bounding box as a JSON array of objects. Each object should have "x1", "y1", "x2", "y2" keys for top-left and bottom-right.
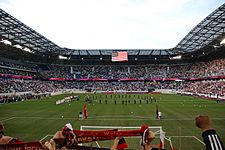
[
  {"x1": 0, "y1": 122, "x2": 22, "y2": 144},
  {"x1": 195, "y1": 115, "x2": 224, "y2": 150},
  {"x1": 111, "y1": 137, "x2": 128, "y2": 150}
]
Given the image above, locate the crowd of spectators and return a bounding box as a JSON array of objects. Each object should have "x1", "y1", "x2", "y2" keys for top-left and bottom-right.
[
  {"x1": 0, "y1": 60, "x2": 37, "y2": 71},
  {"x1": 180, "y1": 80, "x2": 225, "y2": 97},
  {"x1": 0, "y1": 93, "x2": 49, "y2": 104},
  {"x1": 0, "y1": 57, "x2": 225, "y2": 101},
  {"x1": 0, "y1": 79, "x2": 64, "y2": 94},
  {"x1": 0, "y1": 77, "x2": 225, "y2": 103},
  {"x1": 37, "y1": 58, "x2": 225, "y2": 79},
  {"x1": 0, "y1": 68, "x2": 35, "y2": 77},
  {"x1": 0, "y1": 77, "x2": 224, "y2": 96},
  {"x1": 1, "y1": 57, "x2": 225, "y2": 79},
  {"x1": 0, "y1": 59, "x2": 37, "y2": 77},
  {"x1": 0, "y1": 77, "x2": 186, "y2": 94}
]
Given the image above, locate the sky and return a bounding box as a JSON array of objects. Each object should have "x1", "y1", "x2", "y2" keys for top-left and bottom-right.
[{"x1": 0, "y1": 0, "x2": 224, "y2": 49}]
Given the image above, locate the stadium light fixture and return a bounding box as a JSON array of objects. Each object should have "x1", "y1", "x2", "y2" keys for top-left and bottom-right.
[
  {"x1": 13, "y1": 44, "x2": 23, "y2": 49},
  {"x1": 100, "y1": 57, "x2": 102, "y2": 61},
  {"x1": 0, "y1": 39, "x2": 12, "y2": 45},
  {"x1": 220, "y1": 38, "x2": 225, "y2": 45},
  {"x1": 169, "y1": 55, "x2": 182, "y2": 60},
  {"x1": 23, "y1": 47, "x2": 34, "y2": 53},
  {"x1": 59, "y1": 55, "x2": 68, "y2": 60}
]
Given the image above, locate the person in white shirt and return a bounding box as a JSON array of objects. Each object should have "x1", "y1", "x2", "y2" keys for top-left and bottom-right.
[{"x1": 158, "y1": 112, "x2": 162, "y2": 120}]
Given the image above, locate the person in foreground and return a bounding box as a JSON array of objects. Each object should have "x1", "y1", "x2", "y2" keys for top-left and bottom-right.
[
  {"x1": 110, "y1": 137, "x2": 128, "y2": 150},
  {"x1": 0, "y1": 123, "x2": 161, "y2": 150},
  {"x1": 45, "y1": 123, "x2": 158, "y2": 150},
  {"x1": 0, "y1": 122, "x2": 22, "y2": 144},
  {"x1": 195, "y1": 115, "x2": 224, "y2": 150}
]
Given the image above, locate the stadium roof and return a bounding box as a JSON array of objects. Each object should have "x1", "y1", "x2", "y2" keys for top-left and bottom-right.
[
  {"x1": 0, "y1": 3, "x2": 225, "y2": 57},
  {"x1": 0, "y1": 9, "x2": 61, "y2": 53},
  {"x1": 175, "y1": 3, "x2": 225, "y2": 53}
]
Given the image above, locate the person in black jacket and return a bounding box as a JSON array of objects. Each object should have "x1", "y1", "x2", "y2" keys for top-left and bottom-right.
[{"x1": 195, "y1": 115, "x2": 224, "y2": 150}]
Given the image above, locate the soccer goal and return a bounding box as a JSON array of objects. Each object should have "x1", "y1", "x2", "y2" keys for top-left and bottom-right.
[{"x1": 80, "y1": 125, "x2": 166, "y2": 149}]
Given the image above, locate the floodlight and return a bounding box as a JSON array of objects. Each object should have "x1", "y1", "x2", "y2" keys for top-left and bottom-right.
[
  {"x1": 13, "y1": 44, "x2": 23, "y2": 49},
  {"x1": 220, "y1": 38, "x2": 225, "y2": 45},
  {"x1": 59, "y1": 55, "x2": 67, "y2": 60},
  {"x1": 170, "y1": 55, "x2": 182, "y2": 60},
  {"x1": 23, "y1": 47, "x2": 34, "y2": 53},
  {"x1": 0, "y1": 39, "x2": 12, "y2": 45}
]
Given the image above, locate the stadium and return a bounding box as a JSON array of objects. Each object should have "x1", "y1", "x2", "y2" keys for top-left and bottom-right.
[{"x1": 0, "y1": 1, "x2": 225, "y2": 150}]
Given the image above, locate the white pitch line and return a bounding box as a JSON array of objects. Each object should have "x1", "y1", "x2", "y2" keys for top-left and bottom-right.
[
  {"x1": 95, "y1": 141, "x2": 101, "y2": 148},
  {"x1": 40, "y1": 134, "x2": 50, "y2": 141},
  {"x1": 88, "y1": 115, "x2": 154, "y2": 119},
  {"x1": 169, "y1": 136, "x2": 194, "y2": 138},
  {"x1": 193, "y1": 136, "x2": 205, "y2": 145},
  {"x1": 11, "y1": 116, "x2": 225, "y2": 121},
  {"x1": 84, "y1": 116, "x2": 225, "y2": 121},
  {"x1": 84, "y1": 118, "x2": 225, "y2": 121},
  {"x1": 0, "y1": 117, "x2": 15, "y2": 122},
  {"x1": 85, "y1": 118, "x2": 152, "y2": 121},
  {"x1": 169, "y1": 135, "x2": 205, "y2": 145},
  {"x1": 40, "y1": 134, "x2": 54, "y2": 141},
  {"x1": 88, "y1": 115, "x2": 137, "y2": 118},
  {"x1": 15, "y1": 116, "x2": 76, "y2": 120}
]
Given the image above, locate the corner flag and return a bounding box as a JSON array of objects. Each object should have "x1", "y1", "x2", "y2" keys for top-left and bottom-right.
[{"x1": 83, "y1": 103, "x2": 87, "y2": 119}]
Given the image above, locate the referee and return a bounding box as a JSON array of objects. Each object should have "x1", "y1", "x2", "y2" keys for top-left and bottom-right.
[{"x1": 195, "y1": 115, "x2": 224, "y2": 150}]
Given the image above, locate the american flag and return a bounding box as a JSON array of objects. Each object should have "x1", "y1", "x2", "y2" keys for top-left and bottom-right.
[{"x1": 112, "y1": 52, "x2": 128, "y2": 62}]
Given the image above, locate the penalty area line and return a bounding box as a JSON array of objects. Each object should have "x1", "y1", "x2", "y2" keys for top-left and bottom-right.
[
  {"x1": 193, "y1": 136, "x2": 205, "y2": 145},
  {"x1": 169, "y1": 135, "x2": 194, "y2": 138},
  {"x1": 168, "y1": 135, "x2": 205, "y2": 145}
]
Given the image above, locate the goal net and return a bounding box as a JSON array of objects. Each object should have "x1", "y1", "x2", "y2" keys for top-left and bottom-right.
[{"x1": 80, "y1": 125, "x2": 165, "y2": 149}]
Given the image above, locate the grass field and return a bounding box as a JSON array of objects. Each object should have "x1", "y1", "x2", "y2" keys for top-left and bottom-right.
[{"x1": 0, "y1": 93, "x2": 225, "y2": 149}]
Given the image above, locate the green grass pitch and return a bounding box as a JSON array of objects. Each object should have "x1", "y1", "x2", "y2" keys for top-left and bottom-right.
[{"x1": 0, "y1": 93, "x2": 224, "y2": 149}]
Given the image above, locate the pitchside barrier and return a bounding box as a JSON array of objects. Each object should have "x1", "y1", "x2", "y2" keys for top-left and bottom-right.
[
  {"x1": 0, "y1": 89, "x2": 177, "y2": 97},
  {"x1": 93, "y1": 89, "x2": 177, "y2": 94},
  {"x1": 80, "y1": 126, "x2": 172, "y2": 149},
  {"x1": 178, "y1": 91, "x2": 225, "y2": 101}
]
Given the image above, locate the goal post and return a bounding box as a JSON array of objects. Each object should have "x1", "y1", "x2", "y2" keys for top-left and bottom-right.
[{"x1": 80, "y1": 125, "x2": 165, "y2": 149}]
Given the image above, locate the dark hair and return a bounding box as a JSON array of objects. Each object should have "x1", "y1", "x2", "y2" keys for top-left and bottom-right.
[
  {"x1": 118, "y1": 138, "x2": 126, "y2": 145},
  {"x1": 0, "y1": 123, "x2": 4, "y2": 131}
]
